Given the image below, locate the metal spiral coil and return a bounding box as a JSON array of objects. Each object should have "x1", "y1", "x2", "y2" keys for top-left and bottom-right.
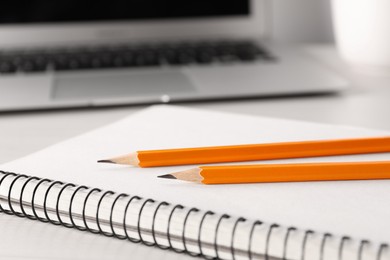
[{"x1": 0, "y1": 170, "x2": 387, "y2": 260}]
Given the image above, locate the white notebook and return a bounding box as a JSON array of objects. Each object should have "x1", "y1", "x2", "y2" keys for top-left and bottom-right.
[{"x1": 1, "y1": 105, "x2": 389, "y2": 260}]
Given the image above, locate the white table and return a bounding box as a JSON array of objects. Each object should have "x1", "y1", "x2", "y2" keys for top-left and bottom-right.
[{"x1": 0, "y1": 45, "x2": 389, "y2": 259}]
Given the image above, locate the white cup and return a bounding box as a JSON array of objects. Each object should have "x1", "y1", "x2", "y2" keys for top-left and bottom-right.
[{"x1": 331, "y1": 0, "x2": 390, "y2": 74}]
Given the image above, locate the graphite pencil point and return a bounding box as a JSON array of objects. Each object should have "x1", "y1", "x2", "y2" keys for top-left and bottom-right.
[
  {"x1": 158, "y1": 174, "x2": 177, "y2": 179},
  {"x1": 97, "y1": 159, "x2": 114, "y2": 164}
]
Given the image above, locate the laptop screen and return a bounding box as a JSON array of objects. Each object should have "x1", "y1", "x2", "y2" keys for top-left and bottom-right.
[{"x1": 0, "y1": 0, "x2": 250, "y2": 24}]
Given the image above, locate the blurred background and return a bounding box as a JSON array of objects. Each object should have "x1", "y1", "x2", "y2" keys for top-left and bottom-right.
[{"x1": 272, "y1": 0, "x2": 333, "y2": 44}]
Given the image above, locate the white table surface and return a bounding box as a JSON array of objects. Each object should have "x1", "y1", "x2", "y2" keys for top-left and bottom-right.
[{"x1": 0, "y1": 45, "x2": 389, "y2": 260}]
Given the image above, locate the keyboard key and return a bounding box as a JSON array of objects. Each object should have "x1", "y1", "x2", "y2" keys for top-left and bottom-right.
[
  {"x1": 0, "y1": 60, "x2": 17, "y2": 73},
  {"x1": 134, "y1": 50, "x2": 160, "y2": 66}
]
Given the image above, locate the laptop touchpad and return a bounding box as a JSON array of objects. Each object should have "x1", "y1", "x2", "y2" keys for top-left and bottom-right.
[{"x1": 53, "y1": 70, "x2": 196, "y2": 100}]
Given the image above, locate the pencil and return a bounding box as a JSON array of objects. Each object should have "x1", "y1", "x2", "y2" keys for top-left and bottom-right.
[
  {"x1": 158, "y1": 161, "x2": 390, "y2": 184},
  {"x1": 98, "y1": 136, "x2": 390, "y2": 167}
]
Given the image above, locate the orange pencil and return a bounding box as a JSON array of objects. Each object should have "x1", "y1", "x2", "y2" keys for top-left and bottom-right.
[
  {"x1": 98, "y1": 136, "x2": 390, "y2": 167},
  {"x1": 158, "y1": 161, "x2": 390, "y2": 184}
]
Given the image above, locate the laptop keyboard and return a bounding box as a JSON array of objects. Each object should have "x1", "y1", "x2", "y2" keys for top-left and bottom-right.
[{"x1": 0, "y1": 40, "x2": 274, "y2": 74}]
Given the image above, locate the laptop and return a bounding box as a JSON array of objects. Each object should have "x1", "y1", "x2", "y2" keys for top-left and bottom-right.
[{"x1": 0, "y1": 0, "x2": 347, "y2": 112}]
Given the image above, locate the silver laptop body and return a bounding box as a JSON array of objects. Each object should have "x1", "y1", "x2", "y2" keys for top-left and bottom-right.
[{"x1": 0, "y1": 0, "x2": 347, "y2": 112}]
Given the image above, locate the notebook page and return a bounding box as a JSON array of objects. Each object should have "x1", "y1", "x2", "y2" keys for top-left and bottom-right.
[{"x1": 2, "y1": 105, "x2": 390, "y2": 245}]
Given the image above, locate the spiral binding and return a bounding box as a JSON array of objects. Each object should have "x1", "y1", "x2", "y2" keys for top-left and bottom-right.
[
  {"x1": 283, "y1": 227, "x2": 297, "y2": 260},
  {"x1": 0, "y1": 170, "x2": 388, "y2": 260}
]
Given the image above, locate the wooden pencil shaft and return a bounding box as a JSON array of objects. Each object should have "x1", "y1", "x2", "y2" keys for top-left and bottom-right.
[
  {"x1": 197, "y1": 161, "x2": 390, "y2": 184},
  {"x1": 137, "y1": 136, "x2": 390, "y2": 167}
]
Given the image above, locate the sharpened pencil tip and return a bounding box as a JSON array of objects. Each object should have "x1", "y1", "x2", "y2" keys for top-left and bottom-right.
[
  {"x1": 97, "y1": 159, "x2": 115, "y2": 164},
  {"x1": 158, "y1": 174, "x2": 177, "y2": 179}
]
